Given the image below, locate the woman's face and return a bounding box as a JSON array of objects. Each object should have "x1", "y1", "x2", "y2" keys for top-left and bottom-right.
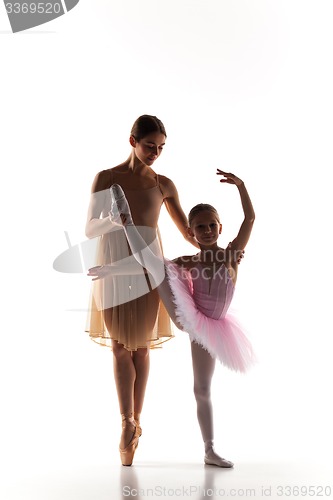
[
  {"x1": 132, "y1": 132, "x2": 166, "y2": 166},
  {"x1": 189, "y1": 210, "x2": 222, "y2": 246}
]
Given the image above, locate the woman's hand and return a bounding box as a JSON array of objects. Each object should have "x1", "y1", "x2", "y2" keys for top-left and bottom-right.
[
  {"x1": 216, "y1": 169, "x2": 243, "y2": 186},
  {"x1": 87, "y1": 265, "x2": 111, "y2": 281}
]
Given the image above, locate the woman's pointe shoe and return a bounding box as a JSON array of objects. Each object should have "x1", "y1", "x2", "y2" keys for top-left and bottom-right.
[
  {"x1": 134, "y1": 421, "x2": 142, "y2": 437},
  {"x1": 119, "y1": 414, "x2": 140, "y2": 466},
  {"x1": 109, "y1": 184, "x2": 133, "y2": 226},
  {"x1": 134, "y1": 413, "x2": 142, "y2": 438}
]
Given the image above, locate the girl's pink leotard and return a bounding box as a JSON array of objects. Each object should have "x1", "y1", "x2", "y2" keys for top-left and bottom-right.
[
  {"x1": 192, "y1": 262, "x2": 235, "y2": 319},
  {"x1": 165, "y1": 260, "x2": 255, "y2": 373}
]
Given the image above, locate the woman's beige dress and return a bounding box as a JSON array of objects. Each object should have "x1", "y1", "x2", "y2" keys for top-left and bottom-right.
[{"x1": 85, "y1": 169, "x2": 173, "y2": 350}]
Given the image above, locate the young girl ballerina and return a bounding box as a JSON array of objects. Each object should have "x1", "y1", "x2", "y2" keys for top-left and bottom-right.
[{"x1": 89, "y1": 169, "x2": 255, "y2": 467}]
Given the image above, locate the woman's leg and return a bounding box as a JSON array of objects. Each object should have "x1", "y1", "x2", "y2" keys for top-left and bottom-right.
[
  {"x1": 106, "y1": 299, "x2": 151, "y2": 443},
  {"x1": 132, "y1": 348, "x2": 150, "y2": 432},
  {"x1": 111, "y1": 344, "x2": 149, "y2": 442},
  {"x1": 191, "y1": 341, "x2": 233, "y2": 467},
  {"x1": 111, "y1": 340, "x2": 137, "y2": 449}
]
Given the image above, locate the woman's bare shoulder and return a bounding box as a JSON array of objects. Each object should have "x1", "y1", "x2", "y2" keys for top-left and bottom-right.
[
  {"x1": 92, "y1": 164, "x2": 130, "y2": 191},
  {"x1": 158, "y1": 174, "x2": 173, "y2": 183},
  {"x1": 90, "y1": 168, "x2": 112, "y2": 192},
  {"x1": 158, "y1": 174, "x2": 177, "y2": 191},
  {"x1": 91, "y1": 164, "x2": 126, "y2": 191},
  {"x1": 110, "y1": 162, "x2": 128, "y2": 173}
]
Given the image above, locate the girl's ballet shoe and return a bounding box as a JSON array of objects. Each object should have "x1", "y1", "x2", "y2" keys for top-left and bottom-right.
[
  {"x1": 109, "y1": 184, "x2": 133, "y2": 226},
  {"x1": 204, "y1": 455, "x2": 234, "y2": 468},
  {"x1": 119, "y1": 415, "x2": 140, "y2": 466}
]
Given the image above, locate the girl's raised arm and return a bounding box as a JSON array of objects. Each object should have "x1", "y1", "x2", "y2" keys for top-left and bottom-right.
[{"x1": 217, "y1": 169, "x2": 255, "y2": 258}]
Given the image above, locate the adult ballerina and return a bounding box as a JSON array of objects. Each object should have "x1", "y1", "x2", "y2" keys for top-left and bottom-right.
[{"x1": 85, "y1": 115, "x2": 199, "y2": 466}]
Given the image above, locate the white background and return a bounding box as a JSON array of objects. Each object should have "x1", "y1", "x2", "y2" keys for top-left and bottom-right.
[{"x1": 1, "y1": 1, "x2": 333, "y2": 498}]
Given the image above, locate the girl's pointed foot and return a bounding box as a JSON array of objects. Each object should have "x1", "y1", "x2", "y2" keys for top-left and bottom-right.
[{"x1": 204, "y1": 447, "x2": 234, "y2": 468}]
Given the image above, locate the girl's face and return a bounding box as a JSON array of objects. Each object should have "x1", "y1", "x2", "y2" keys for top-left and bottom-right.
[
  {"x1": 188, "y1": 210, "x2": 222, "y2": 246},
  {"x1": 131, "y1": 132, "x2": 166, "y2": 166}
]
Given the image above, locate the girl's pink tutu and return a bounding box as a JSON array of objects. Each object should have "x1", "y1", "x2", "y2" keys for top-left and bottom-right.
[{"x1": 165, "y1": 260, "x2": 256, "y2": 373}]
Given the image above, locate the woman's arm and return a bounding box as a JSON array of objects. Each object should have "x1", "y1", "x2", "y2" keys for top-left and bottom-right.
[
  {"x1": 159, "y1": 176, "x2": 200, "y2": 249},
  {"x1": 217, "y1": 170, "x2": 255, "y2": 257},
  {"x1": 85, "y1": 170, "x2": 119, "y2": 239}
]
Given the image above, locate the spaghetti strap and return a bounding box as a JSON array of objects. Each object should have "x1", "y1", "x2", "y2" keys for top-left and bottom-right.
[{"x1": 156, "y1": 174, "x2": 164, "y2": 196}]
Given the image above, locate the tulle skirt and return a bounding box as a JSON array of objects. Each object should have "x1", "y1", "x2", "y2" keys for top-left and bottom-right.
[
  {"x1": 165, "y1": 261, "x2": 256, "y2": 373},
  {"x1": 85, "y1": 226, "x2": 173, "y2": 351}
]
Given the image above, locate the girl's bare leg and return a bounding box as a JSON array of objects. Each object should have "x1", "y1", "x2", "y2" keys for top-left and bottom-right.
[
  {"x1": 109, "y1": 184, "x2": 184, "y2": 330},
  {"x1": 191, "y1": 342, "x2": 215, "y2": 444},
  {"x1": 191, "y1": 341, "x2": 234, "y2": 468},
  {"x1": 123, "y1": 225, "x2": 183, "y2": 328}
]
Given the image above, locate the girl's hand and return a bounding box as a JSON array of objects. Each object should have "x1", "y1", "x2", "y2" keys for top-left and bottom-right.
[
  {"x1": 87, "y1": 265, "x2": 111, "y2": 281},
  {"x1": 216, "y1": 169, "x2": 243, "y2": 186}
]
